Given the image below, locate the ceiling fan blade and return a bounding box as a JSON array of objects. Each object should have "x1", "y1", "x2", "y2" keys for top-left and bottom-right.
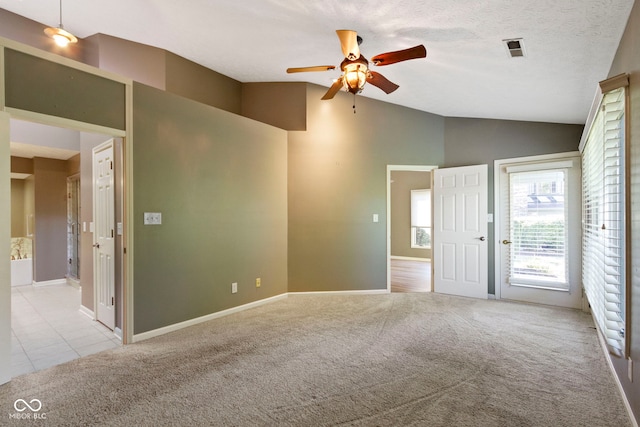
[
  {"x1": 321, "y1": 77, "x2": 344, "y2": 100},
  {"x1": 366, "y1": 71, "x2": 399, "y2": 94},
  {"x1": 336, "y1": 30, "x2": 360, "y2": 60},
  {"x1": 286, "y1": 65, "x2": 336, "y2": 73},
  {"x1": 371, "y1": 45, "x2": 427, "y2": 66}
]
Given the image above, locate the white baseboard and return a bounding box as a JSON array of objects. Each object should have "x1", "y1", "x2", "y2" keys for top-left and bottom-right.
[
  {"x1": 78, "y1": 305, "x2": 94, "y2": 320},
  {"x1": 132, "y1": 293, "x2": 289, "y2": 343},
  {"x1": 594, "y1": 319, "x2": 638, "y2": 427},
  {"x1": 289, "y1": 289, "x2": 389, "y2": 296},
  {"x1": 33, "y1": 278, "x2": 68, "y2": 287},
  {"x1": 390, "y1": 256, "x2": 431, "y2": 262},
  {"x1": 66, "y1": 277, "x2": 80, "y2": 289}
]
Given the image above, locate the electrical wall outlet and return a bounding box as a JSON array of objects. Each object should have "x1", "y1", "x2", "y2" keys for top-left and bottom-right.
[
  {"x1": 231, "y1": 282, "x2": 238, "y2": 294},
  {"x1": 256, "y1": 278, "x2": 261, "y2": 288}
]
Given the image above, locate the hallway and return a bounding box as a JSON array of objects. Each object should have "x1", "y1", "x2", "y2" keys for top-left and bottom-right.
[{"x1": 11, "y1": 284, "x2": 120, "y2": 377}]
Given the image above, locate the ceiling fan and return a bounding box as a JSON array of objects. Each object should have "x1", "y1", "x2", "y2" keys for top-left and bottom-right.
[{"x1": 287, "y1": 30, "x2": 427, "y2": 101}]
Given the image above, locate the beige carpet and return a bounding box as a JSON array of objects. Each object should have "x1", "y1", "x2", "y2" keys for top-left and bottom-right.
[{"x1": 0, "y1": 293, "x2": 632, "y2": 426}]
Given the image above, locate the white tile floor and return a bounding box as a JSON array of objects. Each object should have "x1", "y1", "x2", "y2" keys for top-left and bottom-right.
[{"x1": 11, "y1": 284, "x2": 121, "y2": 377}]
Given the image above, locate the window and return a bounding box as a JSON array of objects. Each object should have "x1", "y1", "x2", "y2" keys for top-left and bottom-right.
[
  {"x1": 507, "y1": 168, "x2": 568, "y2": 289},
  {"x1": 411, "y1": 189, "x2": 431, "y2": 248},
  {"x1": 581, "y1": 78, "x2": 627, "y2": 357}
]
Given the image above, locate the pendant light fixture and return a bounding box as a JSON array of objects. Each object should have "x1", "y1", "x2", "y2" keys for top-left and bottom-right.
[{"x1": 44, "y1": 0, "x2": 77, "y2": 47}]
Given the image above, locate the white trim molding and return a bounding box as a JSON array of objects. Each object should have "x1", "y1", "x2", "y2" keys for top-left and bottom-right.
[
  {"x1": 390, "y1": 256, "x2": 431, "y2": 262},
  {"x1": 33, "y1": 279, "x2": 68, "y2": 287},
  {"x1": 78, "y1": 305, "x2": 95, "y2": 320},
  {"x1": 289, "y1": 289, "x2": 389, "y2": 296}
]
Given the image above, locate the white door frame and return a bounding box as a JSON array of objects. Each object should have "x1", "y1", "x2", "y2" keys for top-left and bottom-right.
[
  {"x1": 386, "y1": 165, "x2": 438, "y2": 292},
  {"x1": 493, "y1": 152, "x2": 581, "y2": 302},
  {"x1": 0, "y1": 39, "x2": 135, "y2": 378},
  {"x1": 0, "y1": 111, "x2": 12, "y2": 385}
]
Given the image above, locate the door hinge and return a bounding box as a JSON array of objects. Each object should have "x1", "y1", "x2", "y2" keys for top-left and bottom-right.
[
  {"x1": 123, "y1": 247, "x2": 127, "y2": 255},
  {"x1": 111, "y1": 229, "x2": 114, "y2": 238},
  {"x1": 112, "y1": 297, "x2": 114, "y2": 306},
  {"x1": 110, "y1": 161, "x2": 113, "y2": 170}
]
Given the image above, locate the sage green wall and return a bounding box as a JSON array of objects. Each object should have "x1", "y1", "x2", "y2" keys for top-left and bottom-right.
[
  {"x1": 605, "y1": 0, "x2": 640, "y2": 420},
  {"x1": 288, "y1": 84, "x2": 444, "y2": 292},
  {"x1": 132, "y1": 83, "x2": 288, "y2": 334},
  {"x1": 390, "y1": 171, "x2": 432, "y2": 259},
  {"x1": 4, "y1": 49, "x2": 126, "y2": 131},
  {"x1": 443, "y1": 118, "x2": 583, "y2": 294}
]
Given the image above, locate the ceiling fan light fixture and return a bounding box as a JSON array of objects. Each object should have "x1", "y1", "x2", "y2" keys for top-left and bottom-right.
[
  {"x1": 343, "y1": 63, "x2": 367, "y2": 94},
  {"x1": 44, "y1": 0, "x2": 77, "y2": 47},
  {"x1": 341, "y1": 56, "x2": 370, "y2": 94}
]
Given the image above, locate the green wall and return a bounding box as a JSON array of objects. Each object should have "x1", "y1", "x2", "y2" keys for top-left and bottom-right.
[
  {"x1": 132, "y1": 83, "x2": 288, "y2": 334},
  {"x1": 288, "y1": 84, "x2": 445, "y2": 292},
  {"x1": 4, "y1": 49, "x2": 125, "y2": 130}
]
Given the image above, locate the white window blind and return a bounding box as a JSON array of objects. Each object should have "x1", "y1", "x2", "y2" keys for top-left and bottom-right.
[
  {"x1": 582, "y1": 86, "x2": 626, "y2": 356},
  {"x1": 411, "y1": 189, "x2": 431, "y2": 227},
  {"x1": 411, "y1": 189, "x2": 431, "y2": 249}
]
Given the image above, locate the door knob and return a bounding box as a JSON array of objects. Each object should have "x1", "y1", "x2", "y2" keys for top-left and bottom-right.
[
  {"x1": 93, "y1": 243, "x2": 100, "y2": 248},
  {"x1": 478, "y1": 236, "x2": 486, "y2": 241},
  {"x1": 502, "y1": 240, "x2": 512, "y2": 244}
]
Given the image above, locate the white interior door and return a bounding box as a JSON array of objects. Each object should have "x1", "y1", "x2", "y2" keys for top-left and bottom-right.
[
  {"x1": 433, "y1": 164, "x2": 488, "y2": 299},
  {"x1": 93, "y1": 140, "x2": 115, "y2": 330}
]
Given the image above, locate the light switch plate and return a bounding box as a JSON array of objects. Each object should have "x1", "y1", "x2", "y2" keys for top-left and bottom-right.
[
  {"x1": 373, "y1": 214, "x2": 379, "y2": 223},
  {"x1": 144, "y1": 212, "x2": 162, "y2": 225}
]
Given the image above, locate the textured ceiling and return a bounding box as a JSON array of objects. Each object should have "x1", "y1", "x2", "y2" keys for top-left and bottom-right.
[{"x1": 0, "y1": 0, "x2": 634, "y2": 124}]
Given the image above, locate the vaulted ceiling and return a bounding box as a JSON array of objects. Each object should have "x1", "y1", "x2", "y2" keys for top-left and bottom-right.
[{"x1": 0, "y1": 0, "x2": 634, "y2": 124}]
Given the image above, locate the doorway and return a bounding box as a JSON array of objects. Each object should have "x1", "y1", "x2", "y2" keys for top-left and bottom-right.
[
  {"x1": 67, "y1": 174, "x2": 80, "y2": 284},
  {"x1": 7, "y1": 119, "x2": 123, "y2": 377},
  {"x1": 494, "y1": 153, "x2": 582, "y2": 308},
  {"x1": 387, "y1": 165, "x2": 436, "y2": 292}
]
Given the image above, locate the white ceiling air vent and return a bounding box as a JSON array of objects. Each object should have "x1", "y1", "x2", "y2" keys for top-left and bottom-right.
[{"x1": 503, "y1": 38, "x2": 525, "y2": 58}]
